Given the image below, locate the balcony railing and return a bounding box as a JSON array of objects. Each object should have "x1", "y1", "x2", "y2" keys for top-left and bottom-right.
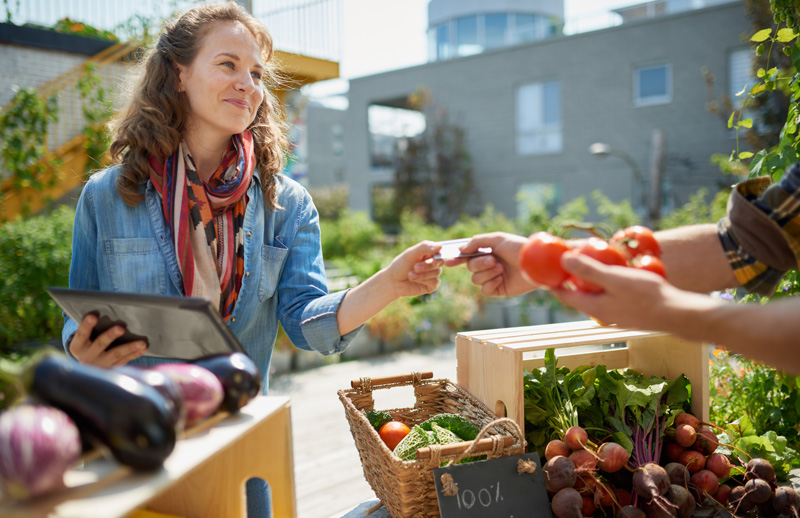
[{"x1": 4, "y1": 0, "x2": 341, "y2": 62}]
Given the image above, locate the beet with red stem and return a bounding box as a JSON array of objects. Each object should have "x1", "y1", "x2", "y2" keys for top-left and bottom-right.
[
  {"x1": 730, "y1": 485, "x2": 756, "y2": 514},
  {"x1": 745, "y1": 458, "x2": 777, "y2": 484},
  {"x1": 744, "y1": 478, "x2": 773, "y2": 505},
  {"x1": 633, "y1": 463, "x2": 678, "y2": 517}
]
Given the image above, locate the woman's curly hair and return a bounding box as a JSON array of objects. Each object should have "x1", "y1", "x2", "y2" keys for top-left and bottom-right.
[{"x1": 108, "y1": 2, "x2": 289, "y2": 209}]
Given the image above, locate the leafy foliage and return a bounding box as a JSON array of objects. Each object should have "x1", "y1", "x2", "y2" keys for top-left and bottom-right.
[
  {"x1": 393, "y1": 89, "x2": 480, "y2": 228},
  {"x1": 0, "y1": 88, "x2": 60, "y2": 212},
  {"x1": 0, "y1": 206, "x2": 75, "y2": 352},
  {"x1": 76, "y1": 63, "x2": 114, "y2": 173},
  {"x1": 709, "y1": 347, "x2": 800, "y2": 468}
]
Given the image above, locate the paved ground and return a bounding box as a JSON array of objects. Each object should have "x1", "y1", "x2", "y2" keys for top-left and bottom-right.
[{"x1": 268, "y1": 341, "x2": 458, "y2": 518}]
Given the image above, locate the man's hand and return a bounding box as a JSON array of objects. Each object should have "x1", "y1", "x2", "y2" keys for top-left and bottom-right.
[{"x1": 445, "y1": 232, "x2": 538, "y2": 297}]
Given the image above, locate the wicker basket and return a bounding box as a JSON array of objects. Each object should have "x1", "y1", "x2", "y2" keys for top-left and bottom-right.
[{"x1": 338, "y1": 371, "x2": 526, "y2": 518}]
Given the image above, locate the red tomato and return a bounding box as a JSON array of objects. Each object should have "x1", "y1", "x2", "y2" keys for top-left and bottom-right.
[
  {"x1": 519, "y1": 232, "x2": 572, "y2": 288},
  {"x1": 610, "y1": 225, "x2": 661, "y2": 259},
  {"x1": 569, "y1": 238, "x2": 628, "y2": 293},
  {"x1": 378, "y1": 421, "x2": 411, "y2": 451},
  {"x1": 632, "y1": 254, "x2": 667, "y2": 278}
]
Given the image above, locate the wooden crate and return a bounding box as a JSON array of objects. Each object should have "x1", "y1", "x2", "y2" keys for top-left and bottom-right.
[{"x1": 455, "y1": 320, "x2": 710, "y2": 430}]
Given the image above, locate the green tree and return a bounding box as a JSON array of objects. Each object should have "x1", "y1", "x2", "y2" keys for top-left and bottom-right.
[{"x1": 393, "y1": 89, "x2": 480, "y2": 228}]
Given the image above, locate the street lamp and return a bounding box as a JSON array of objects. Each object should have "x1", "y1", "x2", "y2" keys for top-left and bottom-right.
[{"x1": 588, "y1": 142, "x2": 647, "y2": 214}]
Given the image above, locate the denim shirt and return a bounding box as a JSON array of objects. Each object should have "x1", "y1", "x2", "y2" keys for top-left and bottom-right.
[{"x1": 62, "y1": 166, "x2": 360, "y2": 392}]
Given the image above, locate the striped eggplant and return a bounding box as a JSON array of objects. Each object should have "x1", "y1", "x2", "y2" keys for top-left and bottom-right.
[
  {"x1": 0, "y1": 404, "x2": 81, "y2": 499},
  {"x1": 191, "y1": 352, "x2": 261, "y2": 413},
  {"x1": 151, "y1": 364, "x2": 224, "y2": 427}
]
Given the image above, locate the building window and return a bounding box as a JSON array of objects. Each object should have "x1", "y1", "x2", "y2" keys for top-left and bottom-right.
[
  {"x1": 484, "y1": 13, "x2": 508, "y2": 50},
  {"x1": 436, "y1": 23, "x2": 452, "y2": 60},
  {"x1": 634, "y1": 64, "x2": 671, "y2": 106},
  {"x1": 517, "y1": 81, "x2": 562, "y2": 155},
  {"x1": 729, "y1": 48, "x2": 753, "y2": 108},
  {"x1": 456, "y1": 15, "x2": 481, "y2": 56}
]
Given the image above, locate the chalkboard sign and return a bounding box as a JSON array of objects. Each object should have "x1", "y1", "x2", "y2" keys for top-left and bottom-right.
[{"x1": 432, "y1": 452, "x2": 553, "y2": 518}]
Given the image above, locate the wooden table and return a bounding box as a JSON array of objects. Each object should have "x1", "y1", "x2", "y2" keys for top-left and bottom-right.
[{"x1": 0, "y1": 396, "x2": 297, "y2": 518}]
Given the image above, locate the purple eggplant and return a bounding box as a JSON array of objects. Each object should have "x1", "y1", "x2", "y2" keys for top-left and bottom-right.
[
  {"x1": 191, "y1": 352, "x2": 262, "y2": 413},
  {"x1": 151, "y1": 364, "x2": 224, "y2": 427},
  {"x1": 0, "y1": 404, "x2": 81, "y2": 499},
  {"x1": 29, "y1": 355, "x2": 176, "y2": 471},
  {"x1": 115, "y1": 365, "x2": 186, "y2": 434}
]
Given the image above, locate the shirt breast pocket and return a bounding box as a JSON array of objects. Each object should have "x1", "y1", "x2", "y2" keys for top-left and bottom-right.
[
  {"x1": 259, "y1": 243, "x2": 288, "y2": 301},
  {"x1": 105, "y1": 238, "x2": 169, "y2": 294}
]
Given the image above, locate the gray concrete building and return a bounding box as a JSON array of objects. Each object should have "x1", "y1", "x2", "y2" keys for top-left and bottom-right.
[{"x1": 337, "y1": 0, "x2": 751, "y2": 223}]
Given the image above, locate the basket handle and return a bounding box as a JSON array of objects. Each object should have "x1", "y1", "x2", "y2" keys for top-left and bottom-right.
[
  {"x1": 350, "y1": 371, "x2": 433, "y2": 389},
  {"x1": 415, "y1": 435, "x2": 515, "y2": 459}
]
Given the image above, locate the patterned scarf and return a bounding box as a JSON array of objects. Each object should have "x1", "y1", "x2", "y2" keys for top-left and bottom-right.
[{"x1": 149, "y1": 131, "x2": 255, "y2": 321}]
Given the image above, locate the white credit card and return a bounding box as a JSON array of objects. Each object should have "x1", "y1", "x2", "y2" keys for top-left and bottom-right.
[{"x1": 434, "y1": 238, "x2": 492, "y2": 260}]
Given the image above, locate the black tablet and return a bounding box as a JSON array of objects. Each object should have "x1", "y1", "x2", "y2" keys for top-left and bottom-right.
[{"x1": 47, "y1": 287, "x2": 246, "y2": 360}]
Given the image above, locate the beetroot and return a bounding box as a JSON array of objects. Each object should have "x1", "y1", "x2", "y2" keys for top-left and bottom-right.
[
  {"x1": 546, "y1": 439, "x2": 571, "y2": 460},
  {"x1": 151, "y1": 363, "x2": 224, "y2": 427},
  {"x1": 0, "y1": 404, "x2": 81, "y2": 499},
  {"x1": 580, "y1": 494, "x2": 596, "y2": 516},
  {"x1": 674, "y1": 423, "x2": 696, "y2": 448},
  {"x1": 633, "y1": 463, "x2": 671, "y2": 500},
  {"x1": 543, "y1": 455, "x2": 577, "y2": 493},
  {"x1": 569, "y1": 448, "x2": 597, "y2": 471},
  {"x1": 674, "y1": 412, "x2": 700, "y2": 430},
  {"x1": 551, "y1": 487, "x2": 583, "y2": 518},
  {"x1": 664, "y1": 442, "x2": 686, "y2": 463},
  {"x1": 773, "y1": 486, "x2": 800, "y2": 518},
  {"x1": 744, "y1": 478, "x2": 773, "y2": 504},
  {"x1": 705, "y1": 453, "x2": 731, "y2": 480},
  {"x1": 564, "y1": 425, "x2": 589, "y2": 450},
  {"x1": 678, "y1": 449, "x2": 705, "y2": 473},
  {"x1": 690, "y1": 469, "x2": 720, "y2": 498},
  {"x1": 665, "y1": 462, "x2": 689, "y2": 487},
  {"x1": 666, "y1": 484, "x2": 696, "y2": 518},
  {"x1": 597, "y1": 441, "x2": 629, "y2": 473},
  {"x1": 692, "y1": 428, "x2": 718, "y2": 455},
  {"x1": 713, "y1": 484, "x2": 731, "y2": 506},
  {"x1": 745, "y1": 457, "x2": 776, "y2": 483}
]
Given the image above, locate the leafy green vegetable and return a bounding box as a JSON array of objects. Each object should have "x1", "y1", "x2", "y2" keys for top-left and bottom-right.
[
  {"x1": 523, "y1": 348, "x2": 691, "y2": 465},
  {"x1": 710, "y1": 347, "x2": 800, "y2": 468},
  {"x1": 363, "y1": 410, "x2": 393, "y2": 431},
  {"x1": 420, "y1": 413, "x2": 480, "y2": 440},
  {"x1": 718, "y1": 415, "x2": 799, "y2": 481},
  {"x1": 393, "y1": 425, "x2": 433, "y2": 461}
]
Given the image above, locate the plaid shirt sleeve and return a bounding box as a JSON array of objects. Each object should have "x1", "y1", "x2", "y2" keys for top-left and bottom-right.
[{"x1": 717, "y1": 163, "x2": 800, "y2": 296}]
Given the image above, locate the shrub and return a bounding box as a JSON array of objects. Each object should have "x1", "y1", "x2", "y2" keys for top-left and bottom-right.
[{"x1": 0, "y1": 206, "x2": 75, "y2": 353}]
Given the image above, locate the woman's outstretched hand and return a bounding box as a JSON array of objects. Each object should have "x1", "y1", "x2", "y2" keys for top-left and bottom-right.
[{"x1": 386, "y1": 240, "x2": 444, "y2": 298}]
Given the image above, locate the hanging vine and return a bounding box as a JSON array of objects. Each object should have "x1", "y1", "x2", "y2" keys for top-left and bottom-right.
[{"x1": 76, "y1": 63, "x2": 114, "y2": 173}]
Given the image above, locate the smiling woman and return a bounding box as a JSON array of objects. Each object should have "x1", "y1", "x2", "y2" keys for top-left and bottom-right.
[{"x1": 59, "y1": 3, "x2": 446, "y2": 518}]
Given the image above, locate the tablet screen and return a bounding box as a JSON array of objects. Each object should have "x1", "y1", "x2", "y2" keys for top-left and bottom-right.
[{"x1": 48, "y1": 288, "x2": 246, "y2": 360}]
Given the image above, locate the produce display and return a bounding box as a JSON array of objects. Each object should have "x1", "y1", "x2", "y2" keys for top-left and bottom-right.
[
  {"x1": 363, "y1": 410, "x2": 483, "y2": 462},
  {"x1": 528, "y1": 348, "x2": 800, "y2": 518},
  {"x1": 0, "y1": 350, "x2": 261, "y2": 501},
  {"x1": 519, "y1": 225, "x2": 666, "y2": 291}
]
